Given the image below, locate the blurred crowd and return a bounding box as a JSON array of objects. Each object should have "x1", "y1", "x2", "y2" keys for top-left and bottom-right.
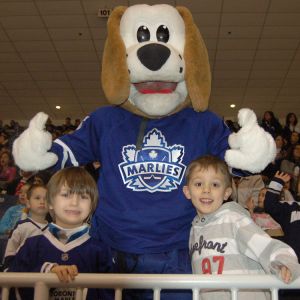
[{"x1": 0, "y1": 117, "x2": 82, "y2": 197}]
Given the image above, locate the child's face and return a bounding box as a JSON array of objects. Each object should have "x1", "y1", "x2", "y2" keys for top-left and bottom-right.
[
  {"x1": 258, "y1": 188, "x2": 267, "y2": 208},
  {"x1": 183, "y1": 166, "x2": 232, "y2": 216},
  {"x1": 19, "y1": 185, "x2": 30, "y2": 205},
  {"x1": 50, "y1": 184, "x2": 92, "y2": 228},
  {"x1": 27, "y1": 187, "x2": 48, "y2": 217}
]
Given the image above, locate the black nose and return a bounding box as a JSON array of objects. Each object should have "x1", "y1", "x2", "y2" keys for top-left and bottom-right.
[{"x1": 137, "y1": 43, "x2": 171, "y2": 71}]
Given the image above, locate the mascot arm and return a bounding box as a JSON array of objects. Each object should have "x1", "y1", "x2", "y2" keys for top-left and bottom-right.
[
  {"x1": 13, "y1": 112, "x2": 58, "y2": 172},
  {"x1": 206, "y1": 114, "x2": 230, "y2": 160},
  {"x1": 225, "y1": 108, "x2": 276, "y2": 173},
  {"x1": 50, "y1": 117, "x2": 99, "y2": 171},
  {"x1": 13, "y1": 112, "x2": 100, "y2": 172}
]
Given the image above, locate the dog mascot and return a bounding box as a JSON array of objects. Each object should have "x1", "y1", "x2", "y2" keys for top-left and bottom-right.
[{"x1": 13, "y1": 4, "x2": 275, "y2": 300}]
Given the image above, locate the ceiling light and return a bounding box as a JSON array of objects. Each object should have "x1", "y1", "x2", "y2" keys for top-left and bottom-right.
[
  {"x1": 56, "y1": 106, "x2": 61, "y2": 110},
  {"x1": 230, "y1": 104, "x2": 236, "y2": 108}
]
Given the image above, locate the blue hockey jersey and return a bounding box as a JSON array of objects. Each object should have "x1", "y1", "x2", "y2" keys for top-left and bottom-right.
[
  {"x1": 9, "y1": 228, "x2": 111, "y2": 300},
  {"x1": 51, "y1": 106, "x2": 230, "y2": 253}
]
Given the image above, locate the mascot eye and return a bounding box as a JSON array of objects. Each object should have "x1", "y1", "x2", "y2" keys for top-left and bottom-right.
[
  {"x1": 137, "y1": 26, "x2": 150, "y2": 42},
  {"x1": 156, "y1": 25, "x2": 169, "y2": 43}
]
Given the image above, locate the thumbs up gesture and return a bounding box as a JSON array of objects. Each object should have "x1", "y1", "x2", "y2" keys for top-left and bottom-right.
[
  {"x1": 225, "y1": 108, "x2": 276, "y2": 173},
  {"x1": 12, "y1": 112, "x2": 58, "y2": 171}
]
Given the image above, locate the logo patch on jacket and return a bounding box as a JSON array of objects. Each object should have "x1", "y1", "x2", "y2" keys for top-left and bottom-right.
[{"x1": 119, "y1": 128, "x2": 186, "y2": 192}]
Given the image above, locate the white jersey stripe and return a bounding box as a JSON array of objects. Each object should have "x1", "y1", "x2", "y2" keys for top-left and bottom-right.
[{"x1": 54, "y1": 139, "x2": 79, "y2": 167}]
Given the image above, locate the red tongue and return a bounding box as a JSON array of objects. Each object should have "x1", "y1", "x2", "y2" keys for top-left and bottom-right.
[{"x1": 134, "y1": 82, "x2": 177, "y2": 94}]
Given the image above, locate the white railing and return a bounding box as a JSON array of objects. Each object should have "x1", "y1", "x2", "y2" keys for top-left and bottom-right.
[{"x1": 1, "y1": 273, "x2": 300, "y2": 300}]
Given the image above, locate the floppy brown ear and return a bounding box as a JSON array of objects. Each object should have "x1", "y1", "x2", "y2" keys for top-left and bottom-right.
[
  {"x1": 101, "y1": 6, "x2": 130, "y2": 105},
  {"x1": 176, "y1": 6, "x2": 211, "y2": 112}
]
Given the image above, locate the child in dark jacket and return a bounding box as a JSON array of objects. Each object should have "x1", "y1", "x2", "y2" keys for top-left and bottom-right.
[
  {"x1": 8, "y1": 167, "x2": 112, "y2": 300},
  {"x1": 264, "y1": 171, "x2": 300, "y2": 262}
]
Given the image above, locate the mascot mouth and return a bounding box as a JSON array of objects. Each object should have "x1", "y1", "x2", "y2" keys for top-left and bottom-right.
[{"x1": 134, "y1": 81, "x2": 177, "y2": 94}]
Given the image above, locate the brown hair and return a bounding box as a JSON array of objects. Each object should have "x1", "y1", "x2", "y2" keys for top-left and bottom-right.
[
  {"x1": 185, "y1": 155, "x2": 232, "y2": 188},
  {"x1": 27, "y1": 183, "x2": 47, "y2": 200},
  {"x1": 47, "y1": 167, "x2": 99, "y2": 215}
]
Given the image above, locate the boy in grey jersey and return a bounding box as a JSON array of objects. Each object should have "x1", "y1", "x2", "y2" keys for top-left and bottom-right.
[{"x1": 183, "y1": 155, "x2": 300, "y2": 300}]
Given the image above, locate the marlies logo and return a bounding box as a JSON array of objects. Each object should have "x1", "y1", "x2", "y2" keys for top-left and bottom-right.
[{"x1": 119, "y1": 128, "x2": 186, "y2": 193}]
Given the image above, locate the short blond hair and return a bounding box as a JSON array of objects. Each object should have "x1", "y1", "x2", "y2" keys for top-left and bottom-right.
[
  {"x1": 185, "y1": 155, "x2": 232, "y2": 188},
  {"x1": 47, "y1": 167, "x2": 98, "y2": 214}
]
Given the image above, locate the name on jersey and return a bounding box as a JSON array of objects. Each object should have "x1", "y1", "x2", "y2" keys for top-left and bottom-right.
[
  {"x1": 190, "y1": 235, "x2": 227, "y2": 257},
  {"x1": 122, "y1": 162, "x2": 181, "y2": 178}
]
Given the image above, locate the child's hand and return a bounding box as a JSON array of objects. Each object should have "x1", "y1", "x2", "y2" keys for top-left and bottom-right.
[
  {"x1": 51, "y1": 265, "x2": 78, "y2": 283},
  {"x1": 274, "y1": 171, "x2": 291, "y2": 184},
  {"x1": 279, "y1": 265, "x2": 292, "y2": 283}
]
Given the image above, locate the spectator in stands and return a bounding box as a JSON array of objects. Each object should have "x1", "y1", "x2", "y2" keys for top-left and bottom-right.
[
  {"x1": 62, "y1": 117, "x2": 76, "y2": 133},
  {"x1": 280, "y1": 144, "x2": 300, "y2": 195},
  {"x1": 275, "y1": 134, "x2": 289, "y2": 161},
  {"x1": 0, "y1": 183, "x2": 30, "y2": 235},
  {"x1": 280, "y1": 175, "x2": 297, "y2": 203},
  {"x1": 246, "y1": 187, "x2": 283, "y2": 238},
  {"x1": 7, "y1": 120, "x2": 17, "y2": 132},
  {"x1": 32, "y1": 170, "x2": 52, "y2": 186},
  {"x1": 231, "y1": 173, "x2": 265, "y2": 209},
  {"x1": 291, "y1": 131, "x2": 300, "y2": 145},
  {"x1": 264, "y1": 172, "x2": 300, "y2": 262},
  {"x1": 6, "y1": 170, "x2": 36, "y2": 196},
  {"x1": 3, "y1": 184, "x2": 48, "y2": 269},
  {"x1": 45, "y1": 117, "x2": 56, "y2": 133},
  {"x1": 282, "y1": 113, "x2": 300, "y2": 141},
  {"x1": 260, "y1": 110, "x2": 282, "y2": 138},
  {"x1": 262, "y1": 134, "x2": 288, "y2": 182},
  {"x1": 8, "y1": 167, "x2": 111, "y2": 300},
  {"x1": 74, "y1": 118, "x2": 81, "y2": 128},
  {"x1": 0, "y1": 131, "x2": 9, "y2": 152},
  {"x1": 184, "y1": 155, "x2": 299, "y2": 300},
  {"x1": 0, "y1": 150, "x2": 17, "y2": 192},
  {"x1": 51, "y1": 130, "x2": 61, "y2": 141},
  {"x1": 284, "y1": 131, "x2": 299, "y2": 158},
  {"x1": 32, "y1": 171, "x2": 52, "y2": 223}
]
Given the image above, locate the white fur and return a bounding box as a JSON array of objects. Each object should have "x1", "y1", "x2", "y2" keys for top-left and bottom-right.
[
  {"x1": 120, "y1": 4, "x2": 187, "y2": 116},
  {"x1": 12, "y1": 112, "x2": 58, "y2": 171},
  {"x1": 225, "y1": 108, "x2": 276, "y2": 173},
  {"x1": 129, "y1": 81, "x2": 187, "y2": 117}
]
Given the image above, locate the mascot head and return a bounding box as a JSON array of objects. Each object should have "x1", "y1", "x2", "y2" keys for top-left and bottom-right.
[{"x1": 101, "y1": 4, "x2": 211, "y2": 118}]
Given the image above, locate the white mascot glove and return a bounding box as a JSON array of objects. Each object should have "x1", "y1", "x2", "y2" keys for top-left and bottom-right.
[
  {"x1": 12, "y1": 112, "x2": 58, "y2": 171},
  {"x1": 224, "y1": 108, "x2": 276, "y2": 173}
]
